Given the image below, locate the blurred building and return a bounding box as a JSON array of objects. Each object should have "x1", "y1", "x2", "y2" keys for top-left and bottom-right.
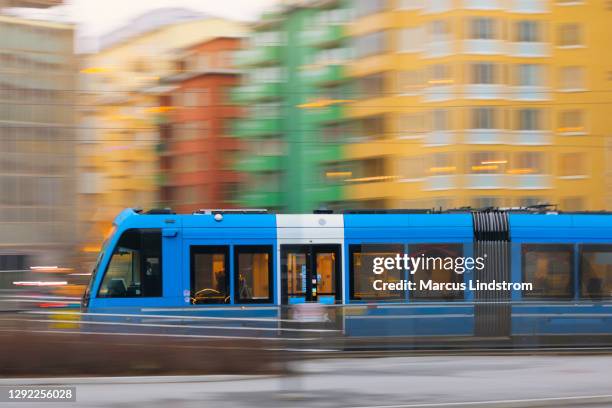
[
  {"x1": 157, "y1": 37, "x2": 244, "y2": 213},
  {"x1": 78, "y1": 9, "x2": 246, "y2": 257},
  {"x1": 343, "y1": 0, "x2": 612, "y2": 211},
  {"x1": 231, "y1": 0, "x2": 352, "y2": 212},
  {"x1": 0, "y1": 1, "x2": 76, "y2": 268}
]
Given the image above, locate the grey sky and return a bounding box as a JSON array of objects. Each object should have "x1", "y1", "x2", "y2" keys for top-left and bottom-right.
[{"x1": 13, "y1": 0, "x2": 279, "y2": 51}]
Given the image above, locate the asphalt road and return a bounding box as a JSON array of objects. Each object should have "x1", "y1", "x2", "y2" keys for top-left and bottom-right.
[{"x1": 1, "y1": 355, "x2": 612, "y2": 407}]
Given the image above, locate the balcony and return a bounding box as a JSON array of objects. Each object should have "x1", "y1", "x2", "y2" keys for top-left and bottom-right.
[
  {"x1": 234, "y1": 155, "x2": 282, "y2": 173},
  {"x1": 231, "y1": 117, "x2": 282, "y2": 138},
  {"x1": 465, "y1": 174, "x2": 508, "y2": 189},
  {"x1": 306, "y1": 144, "x2": 342, "y2": 163},
  {"x1": 238, "y1": 190, "x2": 283, "y2": 208},
  {"x1": 508, "y1": 0, "x2": 549, "y2": 13},
  {"x1": 303, "y1": 25, "x2": 344, "y2": 48},
  {"x1": 308, "y1": 104, "x2": 344, "y2": 124},
  {"x1": 304, "y1": 64, "x2": 345, "y2": 87},
  {"x1": 425, "y1": 131, "x2": 455, "y2": 146},
  {"x1": 235, "y1": 46, "x2": 281, "y2": 67},
  {"x1": 509, "y1": 130, "x2": 552, "y2": 145},
  {"x1": 509, "y1": 42, "x2": 550, "y2": 57},
  {"x1": 423, "y1": 85, "x2": 455, "y2": 102},
  {"x1": 463, "y1": 0, "x2": 504, "y2": 10},
  {"x1": 463, "y1": 84, "x2": 506, "y2": 100},
  {"x1": 424, "y1": 41, "x2": 453, "y2": 58},
  {"x1": 510, "y1": 86, "x2": 550, "y2": 101},
  {"x1": 425, "y1": 175, "x2": 457, "y2": 191},
  {"x1": 510, "y1": 174, "x2": 552, "y2": 189},
  {"x1": 231, "y1": 82, "x2": 281, "y2": 104},
  {"x1": 464, "y1": 129, "x2": 506, "y2": 144},
  {"x1": 462, "y1": 39, "x2": 505, "y2": 55}
]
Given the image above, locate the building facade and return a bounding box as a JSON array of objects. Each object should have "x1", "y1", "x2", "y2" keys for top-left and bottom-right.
[
  {"x1": 343, "y1": 0, "x2": 611, "y2": 211},
  {"x1": 157, "y1": 37, "x2": 244, "y2": 213},
  {"x1": 0, "y1": 5, "x2": 77, "y2": 269},
  {"x1": 231, "y1": 1, "x2": 351, "y2": 213},
  {"x1": 78, "y1": 9, "x2": 246, "y2": 257}
]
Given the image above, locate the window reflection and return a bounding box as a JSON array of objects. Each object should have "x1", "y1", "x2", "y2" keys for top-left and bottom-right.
[
  {"x1": 410, "y1": 244, "x2": 464, "y2": 301},
  {"x1": 522, "y1": 244, "x2": 573, "y2": 299},
  {"x1": 581, "y1": 245, "x2": 612, "y2": 299},
  {"x1": 350, "y1": 244, "x2": 403, "y2": 301},
  {"x1": 191, "y1": 246, "x2": 229, "y2": 304},
  {"x1": 235, "y1": 246, "x2": 272, "y2": 303}
]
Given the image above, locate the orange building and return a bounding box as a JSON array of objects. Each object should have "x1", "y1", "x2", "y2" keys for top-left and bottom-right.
[{"x1": 158, "y1": 37, "x2": 244, "y2": 213}]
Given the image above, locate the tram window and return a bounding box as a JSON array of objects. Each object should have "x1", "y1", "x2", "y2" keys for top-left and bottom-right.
[
  {"x1": 98, "y1": 229, "x2": 162, "y2": 298},
  {"x1": 410, "y1": 244, "x2": 464, "y2": 301},
  {"x1": 580, "y1": 245, "x2": 612, "y2": 299},
  {"x1": 522, "y1": 244, "x2": 573, "y2": 299},
  {"x1": 235, "y1": 246, "x2": 273, "y2": 303},
  {"x1": 191, "y1": 246, "x2": 229, "y2": 304},
  {"x1": 350, "y1": 244, "x2": 403, "y2": 301}
]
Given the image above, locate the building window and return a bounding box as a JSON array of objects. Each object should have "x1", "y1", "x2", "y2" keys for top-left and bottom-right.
[
  {"x1": 252, "y1": 31, "x2": 282, "y2": 46},
  {"x1": 516, "y1": 20, "x2": 540, "y2": 42},
  {"x1": 516, "y1": 64, "x2": 544, "y2": 86},
  {"x1": 517, "y1": 108, "x2": 542, "y2": 131},
  {"x1": 250, "y1": 102, "x2": 281, "y2": 118},
  {"x1": 356, "y1": 115, "x2": 385, "y2": 140},
  {"x1": 469, "y1": 151, "x2": 507, "y2": 174},
  {"x1": 349, "y1": 244, "x2": 404, "y2": 301},
  {"x1": 191, "y1": 246, "x2": 229, "y2": 304},
  {"x1": 235, "y1": 246, "x2": 273, "y2": 303},
  {"x1": 559, "y1": 66, "x2": 586, "y2": 90},
  {"x1": 558, "y1": 23, "x2": 583, "y2": 47},
  {"x1": 469, "y1": 17, "x2": 496, "y2": 40},
  {"x1": 513, "y1": 151, "x2": 544, "y2": 174},
  {"x1": 353, "y1": 31, "x2": 387, "y2": 58},
  {"x1": 397, "y1": 70, "x2": 423, "y2": 95},
  {"x1": 98, "y1": 229, "x2": 162, "y2": 298},
  {"x1": 176, "y1": 185, "x2": 199, "y2": 204},
  {"x1": 432, "y1": 109, "x2": 450, "y2": 131},
  {"x1": 428, "y1": 64, "x2": 452, "y2": 85},
  {"x1": 517, "y1": 197, "x2": 544, "y2": 207},
  {"x1": 471, "y1": 106, "x2": 498, "y2": 129},
  {"x1": 470, "y1": 62, "x2": 497, "y2": 84},
  {"x1": 410, "y1": 244, "x2": 464, "y2": 301},
  {"x1": 175, "y1": 155, "x2": 199, "y2": 173},
  {"x1": 559, "y1": 152, "x2": 586, "y2": 177},
  {"x1": 558, "y1": 110, "x2": 585, "y2": 133},
  {"x1": 522, "y1": 244, "x2": 574, "y2": 299},
  {"x1": 356, "y1": 73, "x2": 385, "y2": 98},
  {"x1": 429, "y1": 152, "x2": 455, "y2": 175},
  {"x1": 399, "y1": 156, "x2": 425, "y2": 179},
  {"x1": 428, "y1": 20, "x2": 450, "y2": 42},
  {"x1": 561, "y1": 196, "x2": 585, "y2": 211},
  {"x1": 472, "y1": 196, "x2": 501, "y2": 208},
  {"x1": 398, "y1": 113, "x2": 426, "y2": 138}
]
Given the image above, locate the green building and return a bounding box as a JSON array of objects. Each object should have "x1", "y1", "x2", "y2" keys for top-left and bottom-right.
[{"x1": 231, "y1": 0, "x2": 351, "y2": 213}]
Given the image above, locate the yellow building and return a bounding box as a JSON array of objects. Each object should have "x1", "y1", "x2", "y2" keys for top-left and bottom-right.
[
  {"x1": 78, "y1": 8, "x2": 246, "y2": 258},
  {"x1": 344, "y1": 0, "x2": 611, "y2": 211}
]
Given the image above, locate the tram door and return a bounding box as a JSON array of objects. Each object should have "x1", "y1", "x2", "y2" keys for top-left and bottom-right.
[{"x1": 281, "y1": 245, "x2": 341, "y2": 304}]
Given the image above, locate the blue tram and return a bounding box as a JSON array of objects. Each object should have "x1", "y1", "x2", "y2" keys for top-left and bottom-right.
[{"x1": 82, "y1": 208, "x2": 612, "y2": 341}]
